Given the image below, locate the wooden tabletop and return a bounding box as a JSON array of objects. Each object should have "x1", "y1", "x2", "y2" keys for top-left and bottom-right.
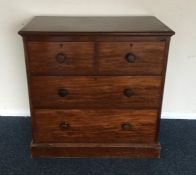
[{"x1": 19, "y1": 16, "x2": 175, "y2": 36}]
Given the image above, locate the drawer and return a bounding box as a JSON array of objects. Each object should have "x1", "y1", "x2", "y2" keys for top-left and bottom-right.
[
  {"x1": 31, "y1": 76, "x2": 162, "y2": 109},
  {"x1": 98, "y1": 42, "x2": 165, "y2": 75},
  {"x1": 27, "y1": 42, "x2": 94, "y2": 75},
  {"x1": 33, "y1": 109, "x2": 158, "y2": 143}
]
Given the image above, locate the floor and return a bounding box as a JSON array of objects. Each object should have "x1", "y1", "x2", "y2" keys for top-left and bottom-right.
[{"x1": 0, "y1": 117, "x2": 195, "y2": 175}]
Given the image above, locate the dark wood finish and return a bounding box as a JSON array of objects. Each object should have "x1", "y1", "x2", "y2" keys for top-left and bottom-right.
[
  {"x1": 27, "y1": 42, "x2": 94, "y2": 75},
  {"x1": 31, "y1": 142, "x2": 160, "y2": 158},
  {"x1": 98, "y1": 42, "x2": 165, "y2": 75},
  {"x1": 30, "y1": 76, "x2": 162, "y2": 109},
  {"x1": 33, "y1": 109, "x2": 158, "y2": 143},
  {"x1": 156, "y1": 37, "x2": 171, "y2": 141},
  {"x1": 22, "y1": 35, "x2": 169, "y2": 42},
  {"x1": 18, "y1": 16, "x2": 174, "y2": 36},
  {"x1": 19, "y1": 16, "x2": 174, "y2": 158}
]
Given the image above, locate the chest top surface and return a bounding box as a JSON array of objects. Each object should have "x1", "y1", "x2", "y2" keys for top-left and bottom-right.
[{"x1": 19, "y1": 16, "x2": 174, "y2": 36}]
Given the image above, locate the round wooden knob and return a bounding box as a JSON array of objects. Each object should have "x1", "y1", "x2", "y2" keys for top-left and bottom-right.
[
  {"x1": 122, "y1": 123, "x2": 132, "y2": 130},
  {"x1": 58, "y1": 89, "x2": 68, "y2": 97},
  {"x1": 56, "y1": 53, "x2": 66, "y2": 63},
  {"x1": 59, "y1": 122, "x2": 70, "y2": 130},
  {"x1": 124, "y1": 88, "x2": 134, "y2": 97},
  {"x1": 125, "y1": 53, "x2": 136, "y2": 63}
]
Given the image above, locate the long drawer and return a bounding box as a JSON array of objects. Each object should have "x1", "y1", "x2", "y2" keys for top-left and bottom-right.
[
  {"x1": 30, "y1": 76, "x2": 162, "y2": 109},
  {"x1": 33, "y1": 109, "x2": 158, "y2": 143}
]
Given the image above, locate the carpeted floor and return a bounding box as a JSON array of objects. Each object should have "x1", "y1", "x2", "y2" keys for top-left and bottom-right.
[{"x1": 0, "y1": 117, "x2": 195, "y2": 175}]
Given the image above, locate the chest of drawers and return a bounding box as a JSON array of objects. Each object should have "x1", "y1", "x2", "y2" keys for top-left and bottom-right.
[{"x1": 19, "y1": 16, "x2": 174, "y2": 158}]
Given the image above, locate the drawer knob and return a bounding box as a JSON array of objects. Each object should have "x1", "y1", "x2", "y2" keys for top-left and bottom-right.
[
  {"x1": 56, "y1": 53, "x2": 66, "y2": 63},
  {"x1": 58, "y1": 89, "x2": 68, "y2": 97},
  {"x1": 59, "y1": 122, "x2": 70, "y2": 130},
  {"x1": 125, "y1": 53, "x2": 136, "y2": 63},
  {"x1": 122, "y1": 123, "x2": 132, "y2": 130},
  {"x1": 124, "y1": 88, "x2": 134, "y2": 97}
]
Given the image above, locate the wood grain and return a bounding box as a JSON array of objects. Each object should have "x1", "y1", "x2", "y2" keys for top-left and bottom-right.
[
  {"x1": 18, "y1": 16, "x2": 174, "y2": 36},
  {"x1": 33, "y1": 109, "x2": 158, "y2": 143},
  {"x1": 18, "y1": 16, "x2": 174, "y2": 158},
  {"x1": 27, "y1": 42, "x2": 94, "y2": 75},
  {"x1": 98, "y1": 42, "x2": 165, "y2": 75},
  {"x1": 30, "y1": 76, "x2": 162, "y2": 109},
  {"x1": 23, "y1": 35, "x2": 169, "y2": 42},
  {"x1": 31, "y1": 142, "x2": 161, "y2": 158}
]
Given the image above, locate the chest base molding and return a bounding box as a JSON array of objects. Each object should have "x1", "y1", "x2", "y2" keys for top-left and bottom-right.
[{"x1": 31, "y1": 142, "x2": 160, "y2": 158}]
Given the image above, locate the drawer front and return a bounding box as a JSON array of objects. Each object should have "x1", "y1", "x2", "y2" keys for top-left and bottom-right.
[
  {"x1": 98, "y1": 42, "x2": 165, "y2": 75},
  {"x1": 27, "y1": 42, "x2": 94, "y2": 75},
  {"x1": 31, "y1": 76, "x2": 162, "y2": 109},
  {"x1": 33, "y1": 109, "x2": 158, "y2": 143}
]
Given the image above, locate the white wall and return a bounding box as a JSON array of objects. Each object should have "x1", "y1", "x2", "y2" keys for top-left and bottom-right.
[{"x1": 0, "y1": 0, "x2": 196, "y2": 119}]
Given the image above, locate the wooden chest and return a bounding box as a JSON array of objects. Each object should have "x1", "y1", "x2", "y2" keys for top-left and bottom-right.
[{"x1": 19, "y1": 16, "x2": 174, "y2": 158}]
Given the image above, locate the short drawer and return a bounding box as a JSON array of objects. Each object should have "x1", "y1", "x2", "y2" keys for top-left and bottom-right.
[
  {"x1": 27, "y1": 42, "x2": 94, "y2": 75},
  {"x1": 98, "y1": 42, "x2": 165, "y2": 75},
  {"x1": 30, "y1": 76, "x2": 162, "y2": 109},
  {"x1": 33, "y1": 109, "x2": 158, "y2": 143}
]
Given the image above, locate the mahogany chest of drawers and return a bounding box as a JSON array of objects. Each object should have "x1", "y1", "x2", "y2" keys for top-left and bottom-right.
[{"x1": 19, "y1": 16, "x2": 174, "y2": 158}]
